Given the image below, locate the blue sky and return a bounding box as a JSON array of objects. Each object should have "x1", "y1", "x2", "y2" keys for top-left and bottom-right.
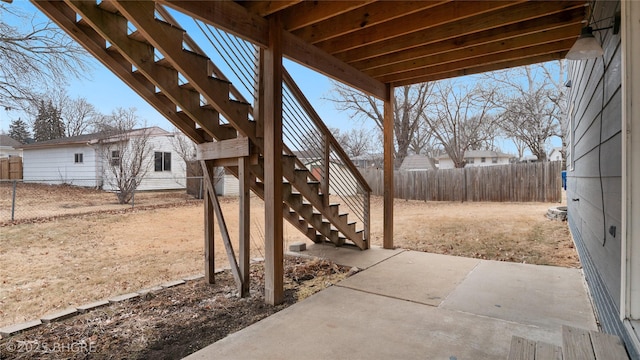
[
  {"x1": 1, "y1": 0, "x2": 561, "y2": 156},
  {"x1": 0, "y1": 0, "x2": 356, "y2": 134}
]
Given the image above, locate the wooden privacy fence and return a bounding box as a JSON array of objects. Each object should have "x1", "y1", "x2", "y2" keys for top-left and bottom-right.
[
  {"x1": 361, "y1": 161, "x2": 562, "y2": 202},
  {"x1": 0, "y1": 157, "x2": 23, "y2": 180}
]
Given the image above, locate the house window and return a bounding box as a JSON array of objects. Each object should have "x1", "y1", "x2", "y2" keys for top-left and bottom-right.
[
  {"x1": 74, "y1": 153, "x2": 83, "y2": 164},
  {"x1": 481, "y1": 157, "x2": 486, "y2": 163},
  {"x1": 110, "y1": 150, "x2": 120, "y2": 166},
  {"x1": 155, "y1": 152, "x2": 171, "y2": 172},
  {"x1": 492, "y1": 157, "x2": 498, "y2": 164},
  {"x1": 465, "y1": 157, "x2": 474, "y2": 164}
]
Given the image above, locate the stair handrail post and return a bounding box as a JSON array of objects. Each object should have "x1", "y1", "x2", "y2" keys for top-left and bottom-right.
[
  {"x1": 364, "y1": 189, "x2": 371, "y2": 249},
  {"x1": 322, "y1": 132, "x2": 330, "y2": 207},
  {"x1": 282, "y1": 70, "x2": 371, "y2": 194}
]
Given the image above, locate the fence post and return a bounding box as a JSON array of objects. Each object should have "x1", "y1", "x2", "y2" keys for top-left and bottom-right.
[
  {"x1": 11, "y1": 180, "x2": 17, "y2": 221},
  {"x1": 199, "y1": 177, "x2": 203, "y2": 199},
  {"x1": 131, "y1": 186, "x2": 135, "y2": 208}
]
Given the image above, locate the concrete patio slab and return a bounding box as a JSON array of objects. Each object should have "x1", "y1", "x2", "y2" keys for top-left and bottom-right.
[
  {"x1": 184, "y1": 250, "x2": 598, "y2": 360},
  {"x1": 338, "y1": 250, "x2": 480, "y2": 306},
  {"x1": 184, "y1": 286, "x2": 560, "y2": 360},
  {"x1": 441, "y1": 260, "x2": 597, "y2": 331},
  {"x1": 301, "y1": 244, "x2": 405, "y2": 269}
]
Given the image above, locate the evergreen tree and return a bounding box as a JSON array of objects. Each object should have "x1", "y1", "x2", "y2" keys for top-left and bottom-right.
[
  {"x1": 32, "y1": 100, "x2": 64, "y2": 142},
  {"x1": 8, "y1": 118, "x2": 31, "y2": 144}
]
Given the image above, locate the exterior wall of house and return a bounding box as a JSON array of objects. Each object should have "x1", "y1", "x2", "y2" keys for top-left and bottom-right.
[
  {"x1": 0, "y1": 146, "x2": 22, "y2": 158},
  {"x1": 140, "y1": 135, "x2": 186, "y2": 191},
  {"x1": 22, "y1": 145, "x2": 100, "y2": 187},
  {"x1": 102, "y1": 134, "x2": 187, "y2": 192},
  {"x1": 23, "y1": 132, "x2": 188, "y2": 191},
  {"x1": 565, "y1": 0, "x2": 636, "y2": 355},
  {"x1": 438, "y1": 158, "x2": 455, "y2": 169},
  {"x1": 215, "y1": 174, "x2": 240, "y2": 196},
  {"x1": 464, "y1": 156, "x2": 510, "y2": 167},
  {"x1": 438, "y1": 156, "x2": 510, "y2": 169},
  {"x1": 549, "y1": 149, "x2": 563, "y2": 162}
]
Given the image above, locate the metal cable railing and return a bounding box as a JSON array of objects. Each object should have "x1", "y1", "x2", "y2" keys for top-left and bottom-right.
[{"x1": 170, "y1": 10, "x2": 370, "y2": 241}]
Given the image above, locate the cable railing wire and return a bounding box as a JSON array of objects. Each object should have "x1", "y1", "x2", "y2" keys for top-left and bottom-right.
[{"x1": 186, "y1": 18, "x2": 368, "y2": 241}]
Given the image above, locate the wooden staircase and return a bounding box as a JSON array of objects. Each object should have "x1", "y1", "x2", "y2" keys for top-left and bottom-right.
[
  {"x1": 508, "y1": 326, "x2": 629, "y2": 360},
  {"x1": 34, "y1": 0, "x2": 369, "y2": 249}
]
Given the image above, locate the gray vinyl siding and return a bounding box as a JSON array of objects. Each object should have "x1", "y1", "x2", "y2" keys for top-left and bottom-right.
[{"x1": 566, "y1": 0, "x2": 626, "y2": 345}]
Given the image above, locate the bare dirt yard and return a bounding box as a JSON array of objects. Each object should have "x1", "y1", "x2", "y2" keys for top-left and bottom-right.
[{"x1": 0, "y1": 184, "x2": 578, "y2": 358}]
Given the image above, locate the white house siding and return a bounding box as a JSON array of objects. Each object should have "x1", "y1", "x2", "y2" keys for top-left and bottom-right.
[
  {"x1": 22, "y1": 145, "x2": 100, "y2": 187},
  {"x1": 465, "y1": 156, "x2": 510, "y2": 167},
  {"x1": 139, "y1": 135, "x2": 186, "y2": 191},
  {"x1": 0, "y1": 147, "x2": 22, "y2": 158},
  {"x1": 23, "y1": 129, "x2": 188, "y2": 191},
  {"x1": 102, "y1": 135, "x2": 187, "y2": 192},
  {"x1": 549, "y1": 148, "x2": 563, "y2": 162},
  {"x1": 438, "y1": 158, "x2": 455, "y2": 169},
  {"x1": 565, "y1": 0, "x2": 636, "y2": 356},
  {"x1": 438, "y1": 156, "x2": 510, "y2": 169},
  {"x1": 215, "y1": 174, "x2": 239, "y2": 196}
]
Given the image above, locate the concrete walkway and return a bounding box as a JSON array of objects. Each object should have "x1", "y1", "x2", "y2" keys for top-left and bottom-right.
[{"x1": 185, "y1": 245, "x2": 596, "y2": 359}]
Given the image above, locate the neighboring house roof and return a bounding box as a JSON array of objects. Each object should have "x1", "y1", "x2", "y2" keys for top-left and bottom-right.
[
  {"x1": 19, "y1": 127, "x2": 170, "y2": 150},
  {"x1": 438, "y1": 150, "x2": 513, "y2": 160},
  {"x1": 351, "y1": 153, "x2": 384, "y2": 161},
  {"x1": 549, "y1": 147, "x2": 562, "y2": 157},
  {"x1": 0, "y1": 135, "x2": 22, "y2": 148},
  {"x1": 399, "y1": 155, "x2": 436, "y2": 171},
  {"x1": 292, "y1": 150, "x2": 320, "y2": 161}
]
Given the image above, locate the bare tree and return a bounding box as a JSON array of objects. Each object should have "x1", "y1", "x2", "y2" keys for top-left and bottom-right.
[
  {"x1": 422, "y1": 80, "x2": 499, "y2": 168},
  {"x1": 409, "y1": 121, "x2": 439, "y2": 157},
  {"x1": 0, "y1": 3, "x2": 91, "y2": 111},
  {"x1": 63, "y1": 96, "x2": 102, "y2": 136},
  {"x1": 27, "y1": 89, "x2": 102, "y2": 136},
  {"x1": 512, "y1": 137, "x2": 528, "y2": 161},
  {"x1": 100, "y1": 107, "x2": 151, "y2": 204},
  {"x1": 331, "y1": 127, "x2": 373, "y2": 158},
  {"x1": 327, "y1": 82, "x2": 433, "y2": 167},
  {"x1": 543, "y1": 60, "x2": 569, "y2": 163},
  {"x1": 485, "y1": 62, "x2": 565, "y2": 162}
]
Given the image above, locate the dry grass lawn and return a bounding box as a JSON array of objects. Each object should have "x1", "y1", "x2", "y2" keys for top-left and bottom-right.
[{"x1": 0, "y1": 191, "x2": 578, "y2": 328}]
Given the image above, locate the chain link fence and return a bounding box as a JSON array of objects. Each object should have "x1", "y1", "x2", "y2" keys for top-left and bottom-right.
[{"x1": 0, "y1": 177, "x2": 212, "y2": 224}]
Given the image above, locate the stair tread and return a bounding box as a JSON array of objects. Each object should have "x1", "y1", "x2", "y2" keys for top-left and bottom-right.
[{"x1": 128, "y1": 30, "x2": 147, "y2": 43}]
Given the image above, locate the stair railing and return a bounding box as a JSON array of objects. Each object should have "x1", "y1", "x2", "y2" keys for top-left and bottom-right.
[{"x1": 183, "y1": 12, "x2": 370, "y2": 244}]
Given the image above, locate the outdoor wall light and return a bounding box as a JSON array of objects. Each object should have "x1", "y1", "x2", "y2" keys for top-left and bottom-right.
[{"x1": 566, "y1": 12, "x2": 621, "y2": 60}]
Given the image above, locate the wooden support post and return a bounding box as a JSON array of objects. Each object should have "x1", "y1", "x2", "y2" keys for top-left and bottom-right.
[
  {"x1": 201, "y1": 160, "x2": 243, "y2": 294},
  {"x1": 238, "y1": 156, "x2": 250, "y2": 297},
  {"x1": 263, "y1": 17, "x2": 284, "y2": 305},
  {"x1": 322, "y1": 133, "x2": 330, "y2": 206},
  {"x1": 383, "y1": 84, "x2": 394, "y2": 249},
  {"x1": 203, "y1": 160, "x2": 215, "y2": 284}
]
